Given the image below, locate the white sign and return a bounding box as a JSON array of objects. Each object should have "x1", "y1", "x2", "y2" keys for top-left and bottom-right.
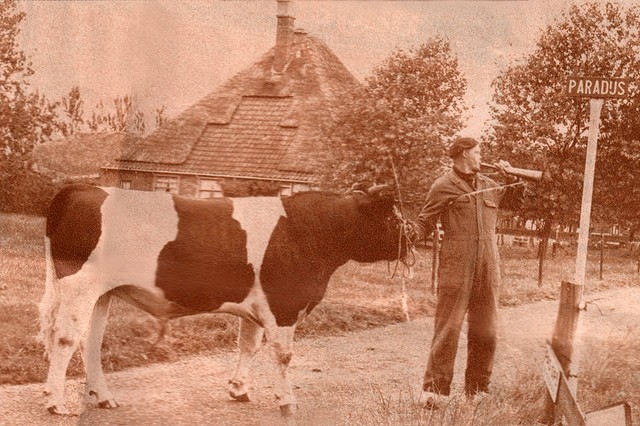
[
  {"x1": 566, "y1": 76, "x2": 631, "y2": 99},
  {"x1": 586, "y1": 402, "x2": 631, "y2": 426},
  {"x1": 542, "y1": 344, "x2": 562, "y2": 402}
]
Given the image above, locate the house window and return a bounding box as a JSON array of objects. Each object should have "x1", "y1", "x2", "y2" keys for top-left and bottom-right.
[
  {"x1": 292, "y1": 183, "x2": 311, "y2": 194},
  {"x1": 119, "y1": 180, "x2": 131, "y2": 190},
  {"x1": 279, "y1": 184, "x2": 293, "y2": 197},
  {"x1": 198, "y1": 179, "x2": 223, "y2": 198},
  {"x1": 154, "y1": 175, "x2": 178, "y2": 193}
]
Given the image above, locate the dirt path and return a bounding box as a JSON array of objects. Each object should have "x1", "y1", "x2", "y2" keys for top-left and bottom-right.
[{"x1": 1, "y1": 286, "x2": 638, "y2": 426}]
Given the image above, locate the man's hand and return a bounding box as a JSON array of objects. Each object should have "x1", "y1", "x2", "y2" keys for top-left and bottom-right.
[
  {"x1": 404, "y1": 219, "x2": 424, "y2": 244},
  {"x1": 495, "y1": 160, "x2": 524, "y2": 183},
  {"x1": 495, "y1": 160, "x2": 516, "y2": 180}
]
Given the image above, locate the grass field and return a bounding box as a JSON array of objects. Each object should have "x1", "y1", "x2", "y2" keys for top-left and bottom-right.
[
  {"x1": 1, "y1": 212, "x2": 639, "y2": 395},
  {"x1": 352, "y1": 330, "x2": 640, "y2": 426}
]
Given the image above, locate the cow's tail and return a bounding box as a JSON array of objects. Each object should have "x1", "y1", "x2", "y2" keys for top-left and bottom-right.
[{"x1": 37, "y1": 236, "x2": 60, "y2": 359}]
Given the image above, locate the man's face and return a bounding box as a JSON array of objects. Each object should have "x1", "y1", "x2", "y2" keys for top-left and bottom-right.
[{"x1": 464, "y1": 144, "x2": 482, "y2": 172}]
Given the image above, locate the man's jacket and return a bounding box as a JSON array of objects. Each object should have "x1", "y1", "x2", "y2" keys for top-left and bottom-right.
[{"x1": 418, "y1": 169, "x2": 523, "y2": 290}]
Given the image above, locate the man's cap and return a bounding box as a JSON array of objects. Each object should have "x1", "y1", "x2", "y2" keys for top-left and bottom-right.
[{"x1": 448, "y1": 137, "x2": 479, "y2": 158}]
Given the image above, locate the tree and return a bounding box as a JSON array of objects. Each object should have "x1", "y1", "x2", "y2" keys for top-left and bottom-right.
[
  {"x1": 155, "y1": 105, "x2": 167, "y2": 129},
  {"x1": 87, "y1": 100, "x2": 106, "y2": 132},
  {"x1": 27, "y1": 89, "x2": 58, "y2": 147},
  {"x1": 133, "y1": 110, "x2": 145, "y2": 134},
  {"x1": 107, "y1": 94, "x2": 132, "y2": 132},
  {"x1": 0, "y1": 0, "x2": 61, "y2": 214},
  {"x1": 59, "y1": 86, "x2": 84, "y2": 136},
  {"x1": 487, "y1": 2, "x2": 640, "y2": 238},
  {"x1": 0, "y1": 0, "x2": 58, "y2": 168},
  {"x1": 320, "y1": 37, "x2": 468, "y2": 209},
  {"x1": 87, "y1": 95, "x2": 149, "y2": 135}
]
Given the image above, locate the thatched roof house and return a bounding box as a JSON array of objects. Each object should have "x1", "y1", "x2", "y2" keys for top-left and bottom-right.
[{"x1": 101, "y1": 0, "x2": 359, "y2": 198}]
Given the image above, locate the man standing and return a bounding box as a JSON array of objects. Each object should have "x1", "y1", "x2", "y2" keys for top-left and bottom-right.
[{"x1": 417, "y1": 137, "x2": 524, "y2": 407}]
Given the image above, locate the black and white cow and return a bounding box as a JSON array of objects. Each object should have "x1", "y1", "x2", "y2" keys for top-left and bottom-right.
[{"x1": 39, "y1": 183, "x2": 410, "y2": 417}]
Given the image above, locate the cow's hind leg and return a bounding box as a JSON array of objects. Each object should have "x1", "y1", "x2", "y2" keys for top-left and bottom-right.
[
  {"x1": 266, "y1": 325, "x2": 297, "y2": 418},
  {"x1": 43, "y1": 282, "x2": 99, "y2": 415},
  {"x1": 80, "y1": 292, "x2": 119, "y2": 409},
  {"x1": 229, "y1": 318, "x2": 264, "y2": 402}
]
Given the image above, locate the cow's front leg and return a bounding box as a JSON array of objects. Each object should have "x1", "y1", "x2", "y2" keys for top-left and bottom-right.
[
  {"x1": 229, "y1": 317, "x2": 264, "y2": 402},
  {"x1": 266, "y1": 325, "x2": 297, "y2": 417}
]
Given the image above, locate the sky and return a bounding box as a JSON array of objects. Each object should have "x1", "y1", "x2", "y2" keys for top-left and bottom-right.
[{"x1": 17, "y1": 0, "x2": 616, "y2": 135}]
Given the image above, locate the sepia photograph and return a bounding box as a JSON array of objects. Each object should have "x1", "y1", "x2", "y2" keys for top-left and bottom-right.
[{"x1": 0, "y1": 0, "x2": 638, "y2": 424}]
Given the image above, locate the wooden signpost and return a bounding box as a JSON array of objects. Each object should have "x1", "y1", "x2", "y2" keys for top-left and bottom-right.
[{"x1": 542, "y1": 76, "x2": 633, "y2": 425}]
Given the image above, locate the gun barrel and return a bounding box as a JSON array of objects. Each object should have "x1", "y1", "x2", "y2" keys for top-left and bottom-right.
[{"x1": 481, "y1": 163, "x2": 543, "y2": 182}]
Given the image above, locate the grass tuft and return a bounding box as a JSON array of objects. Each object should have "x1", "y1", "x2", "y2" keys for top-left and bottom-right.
[{"x1": 580, "y1": 328, "x2": 640, "y2": 420}]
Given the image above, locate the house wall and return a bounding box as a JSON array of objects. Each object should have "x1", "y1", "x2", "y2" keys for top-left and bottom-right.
[
  {"x1": 101, "y1": 169, "x2": 312, "y2": 198},
  {"x1": 101, "y1": 169, "x2": 154, "y2": 191},
  {"x1": 179, "y1": 175, "x2": 198, "y2": 197}
]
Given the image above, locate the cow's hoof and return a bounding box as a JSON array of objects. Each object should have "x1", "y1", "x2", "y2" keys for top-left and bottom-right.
[
  {"x1": 97, "y1": 399, "x2": 120, "y2": 409},
  {"x1": 47, "y1": 405, "x2": 71, "y2": 416},
  {"x1": 279, "y1": 403, "x2": 297, "y2": 418},
  {"x1": 230, "y1": 392, "x2": 250, "y2": 402}
]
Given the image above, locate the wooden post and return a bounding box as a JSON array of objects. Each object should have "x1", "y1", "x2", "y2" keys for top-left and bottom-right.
[
  {"x1": 542, "y1": 282, "x2": 632, "y2": 425},
  {"x1": 554, "y1": 364, "x2": 587, "y2": 426},
  {"x1": 538, "y1": 237, "x2": 546, "y2": 287},
  {"x1": 430, "y1": 228, "x2": 440, "y2": 294},
  {"x1": 599, "y1": 232, "x2": 604, "y2": 280},
  {"x1": 551, "y1": 282, "x2": 584, "y2": 394},
  {"x1": 574, "y1": 98, "x2": 604, "y2": 286},
  {"x1": 564, "y1": 98, "x2": 603, "y2": 399},
  {"x1": 542, "y1": 77, "x2": 636, "y2": 425},
  {"x1": 542, "y1": 76, "x2": 625, "y2": 424},
  {"x1": 538, "y1": 224, "x2": 551, "y2": 287},
  {"x1": 542, "y1": 281, "x2": 585, "y2": 425}
]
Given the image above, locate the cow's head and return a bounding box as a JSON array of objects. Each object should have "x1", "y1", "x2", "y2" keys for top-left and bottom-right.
[{"x1": 348, "y1": 184, "x2": 413, "y2": 263}]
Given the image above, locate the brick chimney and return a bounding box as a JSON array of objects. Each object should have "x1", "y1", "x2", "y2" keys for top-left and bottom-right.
[{"x1": 273, "y1": 0, "x2": 295, "y2": 74}]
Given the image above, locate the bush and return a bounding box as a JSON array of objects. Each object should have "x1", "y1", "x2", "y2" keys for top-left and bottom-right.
[{"x1": 0, "y1": 163, "x2": 62, "y2": 216}]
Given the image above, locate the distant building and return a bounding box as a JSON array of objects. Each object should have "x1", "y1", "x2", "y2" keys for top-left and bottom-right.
[{"x1": 101, "y1": 0, "x2": 359, "y2": 198}]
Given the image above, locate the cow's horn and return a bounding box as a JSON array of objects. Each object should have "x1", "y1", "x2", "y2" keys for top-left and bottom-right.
[
  {"x1": 367, "y1": 184, "x2": 389, "y2": 195},
  {"x1": 349, "y1": 182, "x2": 367, "y2": 194}
]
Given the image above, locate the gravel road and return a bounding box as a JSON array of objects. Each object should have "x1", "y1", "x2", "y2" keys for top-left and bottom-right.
[{"x1": 1, "y1": 286, "x2": 638, "y2": 426}]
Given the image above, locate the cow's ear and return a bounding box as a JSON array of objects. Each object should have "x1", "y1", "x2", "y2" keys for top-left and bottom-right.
[
  {"x1": 367, "y1": 184, "x2": 389, "y2": 196},
  {"x1": 357, "y1": 185, "x2": 394, "y2": 215},
  {"x1": 349, "y1": 182, "x2": 368, "y2": 194}
]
